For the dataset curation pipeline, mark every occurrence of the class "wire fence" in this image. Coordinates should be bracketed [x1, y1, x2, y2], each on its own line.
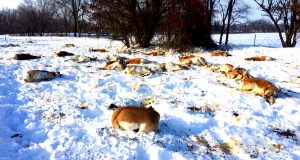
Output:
[212, 33, 289, 48]
[1, 33, 299, 48]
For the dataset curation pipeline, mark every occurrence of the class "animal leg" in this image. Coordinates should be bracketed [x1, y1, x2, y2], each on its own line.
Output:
[266, 96, 275, 105]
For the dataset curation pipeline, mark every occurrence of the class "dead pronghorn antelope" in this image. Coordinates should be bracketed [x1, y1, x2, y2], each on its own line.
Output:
[101, 55, 125, 61]
[62, 44, 75, 48]
[70, 55, 98, 63]
[238, 73, 279, 105]
[178, 55, 207, 66]
[52, 51, 75, 57]
[245, 56, 276, 61]
[222, 67, 248, 80]
[124, 65, 153, 76]
[12, 54, 41, 60]
[211, 50, 232, 57]
[126, 58, 152, 65]
[156, 62, 189, 72]
[111, 105, 160, 133]
[203, 64, 234, 73]
[204, 63, 248, 80]
[97, 60, 126, 71]
[89, 48, 108, 52]
[23, 70, 62, 82]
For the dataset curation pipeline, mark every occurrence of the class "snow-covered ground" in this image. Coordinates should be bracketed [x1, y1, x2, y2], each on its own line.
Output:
[0, 34, 300, 160]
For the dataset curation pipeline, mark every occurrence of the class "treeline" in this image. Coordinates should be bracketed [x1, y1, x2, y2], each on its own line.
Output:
[0, 0, 82, 36]
[212, 19, 278, 33]
[0, 5, 277, 36]
[0, 0, 217, 49]
[1, 0, 299, 48]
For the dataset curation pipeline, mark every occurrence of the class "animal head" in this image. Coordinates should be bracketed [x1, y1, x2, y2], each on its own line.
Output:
[124, 66, 153, 76]
[141, 96, 155, 108]
[223, 67, 248, 80]
[102, 60, 126, 70]
[108, 104, 119, 110]
[156, 63, 166, 71]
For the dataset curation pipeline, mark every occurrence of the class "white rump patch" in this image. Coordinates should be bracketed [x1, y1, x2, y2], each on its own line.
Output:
[119, 122, 140, 131]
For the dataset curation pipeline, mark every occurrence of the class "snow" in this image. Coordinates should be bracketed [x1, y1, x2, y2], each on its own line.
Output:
[0, 34, 300, 159]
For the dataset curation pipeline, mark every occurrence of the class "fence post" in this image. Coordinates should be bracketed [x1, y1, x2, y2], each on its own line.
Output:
[254, 34, 256, 47]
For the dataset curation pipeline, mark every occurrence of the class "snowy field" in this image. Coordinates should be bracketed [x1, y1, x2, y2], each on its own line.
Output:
[0, 33, 300, 159]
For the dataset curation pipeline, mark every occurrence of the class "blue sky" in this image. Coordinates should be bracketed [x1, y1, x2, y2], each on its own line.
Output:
[247, 0, 265, 20]
[0, 0, 264, 20]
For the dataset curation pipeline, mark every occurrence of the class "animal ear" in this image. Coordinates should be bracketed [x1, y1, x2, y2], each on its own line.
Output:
[147, 106, 154, 110]
[109, 104, 118, 110]
[241, 69, 248, 75]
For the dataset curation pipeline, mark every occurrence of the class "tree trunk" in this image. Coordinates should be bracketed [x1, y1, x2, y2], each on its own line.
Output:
[219, 15, 227, 45]
[71, 0, 79, 37]
[74, 18, 77, 37]
[225, 0, 234, 45]
[219, 24, 225, 45]
[291, 32, 297, 47]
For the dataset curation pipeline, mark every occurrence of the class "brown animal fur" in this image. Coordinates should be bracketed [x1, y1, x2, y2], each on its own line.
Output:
[245, 56, 275, 61]
[211, 50, 231, 57]
[89, 48, 108, 52]
[222, 67, 248, 80]
[53, 51, 74, 57]
[126, 58, 151, 65]
[238, 73, 279, 105]
[98, 60, 126, 70]
[24, 70, 61, 82]
[12, 54, 41, 60]
[224, 69, 245, 80]
[111, 106, 160, 133]
[178, 55, 207, 66]
[146, 52, 158, 56]
[71, 55, 98, 63]
[204, 64, 234, 73]
[62, 44, 75, 48]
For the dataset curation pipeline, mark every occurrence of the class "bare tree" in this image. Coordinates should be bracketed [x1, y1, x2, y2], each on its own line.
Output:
[206, 0, 218, 33]
[17, 0, 39, 35]
[53, 0, 72, 35]
[70, 0, 83, 36]
[16, 0, 55, 36]
[182, 0, 216, 48]
[35, 0, 56, 35]
[217, 0, 250, 45]
[88, 1, 106, 38]
[91, 0, 179, 48]
[158, 0, 216, 49]
[254, 0, 300, 47]
[54, 0, 86, 37]
[0, 8, 18, 34]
